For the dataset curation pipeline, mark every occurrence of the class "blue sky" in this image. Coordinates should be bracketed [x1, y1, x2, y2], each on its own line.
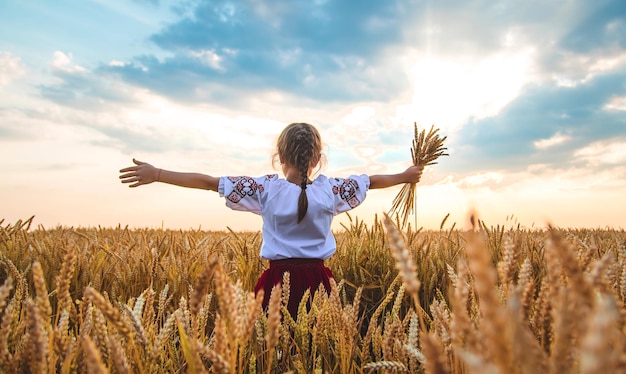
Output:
[1, 0, 625, 230]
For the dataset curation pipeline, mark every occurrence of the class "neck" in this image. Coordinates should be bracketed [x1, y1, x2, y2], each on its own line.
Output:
[282, 164, 311, 185]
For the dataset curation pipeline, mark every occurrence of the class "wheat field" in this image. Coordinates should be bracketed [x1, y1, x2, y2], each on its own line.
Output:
[0, 214, 625, 373]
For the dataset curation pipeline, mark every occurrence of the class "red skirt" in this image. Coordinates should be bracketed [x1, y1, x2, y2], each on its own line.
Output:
[254, 258, 334, 319]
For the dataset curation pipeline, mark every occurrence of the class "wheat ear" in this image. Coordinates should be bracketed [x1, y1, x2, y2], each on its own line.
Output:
[82, 336, 108, 374]
[85, 287, 134, 341]
[389, 123, 448, 228]
[0, 277, 13, 315]
[56, 245, 77, 323]
[190, 255, 218, 316]
[25, 299, 48, 373]
[580, 293, 621, 373]
[363, 360, 408, 372]
[265, 283, 282, 374]
[383, 213, 425, 332]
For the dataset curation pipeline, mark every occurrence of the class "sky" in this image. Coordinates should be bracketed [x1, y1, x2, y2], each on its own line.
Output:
[1, 0, 625, 231]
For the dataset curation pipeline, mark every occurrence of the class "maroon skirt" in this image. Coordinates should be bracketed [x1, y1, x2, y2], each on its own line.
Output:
[254, 258, 334, 319]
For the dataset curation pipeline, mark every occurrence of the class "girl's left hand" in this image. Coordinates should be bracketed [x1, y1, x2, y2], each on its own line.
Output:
[119, 158, 159, 187]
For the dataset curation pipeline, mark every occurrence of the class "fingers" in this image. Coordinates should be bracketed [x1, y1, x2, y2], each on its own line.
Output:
[119, 159, 146, 173]
[120, 159, 151, 188]
[119, 171, 138, 179]
[121, 177, 144, 188]
[120, 174, 141, 183]
[119, 166, 138, 173]
[406, 165, 424, 184]
[119, 168, 144, 187]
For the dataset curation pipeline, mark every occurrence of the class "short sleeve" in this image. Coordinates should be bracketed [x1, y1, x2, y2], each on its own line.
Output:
[329, 174, 370, 215]
[218, 174, 278, 214]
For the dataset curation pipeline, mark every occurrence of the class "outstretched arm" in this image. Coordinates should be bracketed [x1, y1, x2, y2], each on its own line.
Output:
[119, 159, 219, 191]
[369, 165, 423, 189]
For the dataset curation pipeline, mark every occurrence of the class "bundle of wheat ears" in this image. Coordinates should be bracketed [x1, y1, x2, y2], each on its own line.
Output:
[389, 123, 448, 228]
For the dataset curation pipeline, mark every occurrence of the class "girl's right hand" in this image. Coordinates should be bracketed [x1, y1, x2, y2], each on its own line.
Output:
[403, 165, 424, 184]
[119, 159, 159, 188]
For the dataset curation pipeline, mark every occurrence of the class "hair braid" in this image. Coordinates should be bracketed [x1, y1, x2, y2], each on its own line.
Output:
[296, 127, 312, 223]
[273, 123, 323, 224]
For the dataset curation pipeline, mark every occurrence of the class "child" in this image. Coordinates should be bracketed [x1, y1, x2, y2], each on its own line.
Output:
[119, 122, 423, 318]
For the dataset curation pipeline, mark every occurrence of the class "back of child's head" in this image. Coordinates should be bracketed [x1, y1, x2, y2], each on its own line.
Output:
[274, 123, 323, 223]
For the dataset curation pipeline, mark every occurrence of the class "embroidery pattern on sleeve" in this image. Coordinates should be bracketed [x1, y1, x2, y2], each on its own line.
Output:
[226, 176, 258, 203]
[332, 178, 361, 208]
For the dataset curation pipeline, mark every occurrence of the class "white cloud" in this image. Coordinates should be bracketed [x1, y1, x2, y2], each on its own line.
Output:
[302, 64, 315, 85]
[590, 52, 626, 75]
[190, 49, 224, 70]
[112, 89, 286, 157]
[354, 145, 378, 158]
[0, 51, 26, 87]
[457, 172, 505, 189]
[551, 51, 626, 87]
[575, 140, 626, 166]
[109, 60, 126, 67]
[341, 105, 376, 127]
[534, 131, 571, 149]
[52, 51, 86, 73]
[412, 163, 626, 229]
[277, 48, 302, 67]
[604, 96, 626, 111]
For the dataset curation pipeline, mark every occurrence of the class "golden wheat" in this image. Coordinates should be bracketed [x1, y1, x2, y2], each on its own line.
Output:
[0, 217, 625, 372]
[0, 277, 12, 316]
[82, 336, 107, 374]
[389, 123, 448, 228]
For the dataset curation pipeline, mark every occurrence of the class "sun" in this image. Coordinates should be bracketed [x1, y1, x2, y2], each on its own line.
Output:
[395, 51, 534, 133]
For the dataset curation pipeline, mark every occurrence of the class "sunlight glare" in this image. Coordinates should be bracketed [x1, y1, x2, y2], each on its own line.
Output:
[395, 50, 534, 133]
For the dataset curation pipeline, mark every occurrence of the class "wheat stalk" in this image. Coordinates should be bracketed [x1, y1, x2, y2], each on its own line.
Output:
[496, 237, 518, 294]
[465, 215, 513, 372]
[155, 309, 180, 359]
[106, 334, 130, 374]
[197, 342, 230, 374]
[239, 290, 263, 344]
[389, 123, 448, 228]
[507, 290, 548, 373]
[517, 258, 535, 322]
[123, 304, 147, 349]
[31, 262, 52, 329]
[2, 217, 626, 372]
[0, 300, 16, 367]
[383, 214, 420, 296]
[55, 244, 77, 323]
[265, 284, 282, 374]
[421, 333, 451, 374]
[3, 259, 25, 309]
[363, 360, 408, 372]
[0, 277, 13, 315]
[190, 255, 218, 317]
[449, 258, 475, 351]
[85, 287, 134, 341]
[25, 299, 48, 373]
[53, 309, 70, 360]
[82, 336, 108, 374]
[382, 213, 426, 335]
[579, 293, 621, 373]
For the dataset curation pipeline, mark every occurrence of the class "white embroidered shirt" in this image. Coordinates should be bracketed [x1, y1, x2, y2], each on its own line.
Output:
[218, 174, 370, 260]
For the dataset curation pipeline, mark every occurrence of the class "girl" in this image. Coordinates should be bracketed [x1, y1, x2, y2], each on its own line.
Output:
[119, 122, 423, 318]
